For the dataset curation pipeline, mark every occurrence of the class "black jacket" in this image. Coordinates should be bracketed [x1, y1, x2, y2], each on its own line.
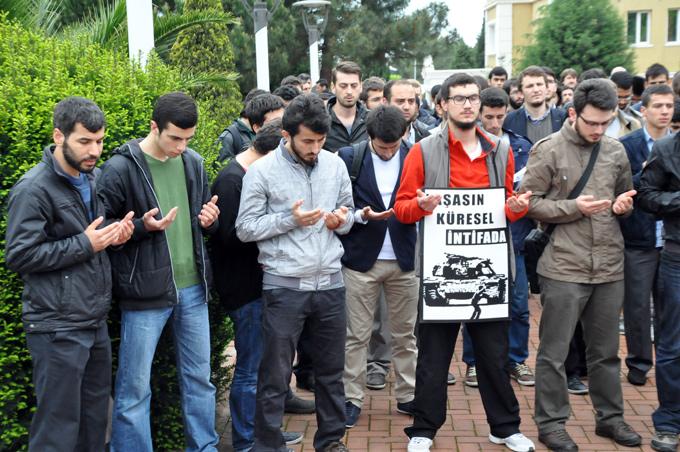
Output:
[5, 146, 112, 333]
[217, 119, 255, 162]
[619, 129, 657, 249]
[324, 96, 369, 153]
[97, 139, 216, 310]
[638, 133, 680, 245]
[502, 106, 567, 143]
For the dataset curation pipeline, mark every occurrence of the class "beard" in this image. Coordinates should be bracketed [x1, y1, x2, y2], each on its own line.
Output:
[290, 137, 318, 166]
[451, 118, 476, 130]
[509, 97, 523, 110]
[337, 96, 357, 108]
[63, 140, 98, 174]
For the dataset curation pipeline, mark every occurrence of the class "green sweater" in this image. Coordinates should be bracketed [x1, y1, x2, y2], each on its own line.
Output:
[144, 153, 200, 289]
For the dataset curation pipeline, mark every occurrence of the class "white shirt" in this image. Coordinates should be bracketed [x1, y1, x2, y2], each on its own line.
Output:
[371, 150, 400, 260]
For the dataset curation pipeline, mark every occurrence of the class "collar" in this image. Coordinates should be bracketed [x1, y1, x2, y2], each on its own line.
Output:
[279, 138, 316, 169]
[561, 120, 592, 148]
[525, 106, 551, 123]
[643, 126, 672, 144]
[446, 125, 496, 155]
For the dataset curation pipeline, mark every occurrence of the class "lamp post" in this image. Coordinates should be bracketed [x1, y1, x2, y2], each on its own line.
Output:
[241, 0, 282, 91]
[292, 1, 331, 84]
[126, 0, 155, 67]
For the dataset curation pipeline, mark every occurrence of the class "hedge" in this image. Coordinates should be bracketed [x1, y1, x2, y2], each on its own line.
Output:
[0, 16, 233, 450]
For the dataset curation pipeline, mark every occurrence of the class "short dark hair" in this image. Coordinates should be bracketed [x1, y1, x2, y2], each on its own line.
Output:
[360, 76, 385, 102]
[440, 73, 480, 99]
[474, 75, 489, 90]
[272, 85, 300, 102]
[610, 71, 634, 90]
[280, 75, 302, 88]
[673, 72, 680, 96]
[332, 61, 362, 84]
[240, 88, 268, 117]
[244, 94, 285, 128]
[646, 63, 669, 82]
[383, 79, 414, 102]
[541, 66, 556, 80]
[282, 94, 330, 138]
[316, 78, 329, 88]
[641, 84, 674, 107]
[152, 92, 198, 132]
[252, 118, 283, 155]
[53, 96, 105, 138]
[480, 87, 509, 110]
[502, 78, 520, 94]
[632, 76, 646, 96]
[577, 68, 607, 83]
[430, 84, 441, 99]
[672, 98, 680, 123]
[518, 66, 547, 90]
[488, 66, 508, 80]
[572, 78, 617, 115]
[297, 73, 311, 82]
[560, 68, 578, 82]
[366, 105, 407, 143]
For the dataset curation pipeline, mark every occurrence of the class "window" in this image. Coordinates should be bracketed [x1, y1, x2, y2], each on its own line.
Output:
[669, 9, 680, 43]
[628, 11, 651, 45]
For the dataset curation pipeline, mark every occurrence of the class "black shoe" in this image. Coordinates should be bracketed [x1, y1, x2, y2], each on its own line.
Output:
[396, 399, 415, 416]
[296, 375, 315, 392]
[566, 375, 588, 395]
[538, 429, 578, 451]
[595, 421, 642, 447]
[345, 401, 361, 428]
[447, 372, 457, 385]
[651, 430, 679, 451]
[626, 369, 647, 386]
[284, 394, 315, 414]
[322, 440, 349, 452]
[282, 430, 304, 445]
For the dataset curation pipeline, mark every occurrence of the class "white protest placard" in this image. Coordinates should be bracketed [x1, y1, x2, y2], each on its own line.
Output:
[420, 187, 510, 322]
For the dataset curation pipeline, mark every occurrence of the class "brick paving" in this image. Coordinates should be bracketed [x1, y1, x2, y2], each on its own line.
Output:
[217, 294, 660, 451]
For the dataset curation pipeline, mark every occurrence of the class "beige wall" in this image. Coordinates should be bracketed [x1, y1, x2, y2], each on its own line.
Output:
[613, 0, 680, 74]
[512, 3, 535, 73]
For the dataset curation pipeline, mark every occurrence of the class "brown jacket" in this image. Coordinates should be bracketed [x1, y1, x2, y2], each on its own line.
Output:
[519, 122, 633, 284]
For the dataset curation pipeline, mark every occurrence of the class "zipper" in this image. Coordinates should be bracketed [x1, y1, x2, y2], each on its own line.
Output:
[128, 145, 180, 304]
[306, 166, 323, 284]
[128, 248, 139, 284]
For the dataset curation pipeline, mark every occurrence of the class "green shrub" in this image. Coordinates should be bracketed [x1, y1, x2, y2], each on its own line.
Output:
[0, 16, 233, 450]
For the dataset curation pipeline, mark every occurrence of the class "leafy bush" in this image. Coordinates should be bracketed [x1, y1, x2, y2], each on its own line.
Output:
[0, 16, 233, 450]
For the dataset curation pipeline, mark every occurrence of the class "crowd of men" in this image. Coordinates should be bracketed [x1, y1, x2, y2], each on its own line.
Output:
[4, 59, 680, 452]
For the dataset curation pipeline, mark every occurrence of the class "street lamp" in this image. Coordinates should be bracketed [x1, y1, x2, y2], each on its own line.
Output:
[241, 0, 283, 91]
[292, 0, 331, 84]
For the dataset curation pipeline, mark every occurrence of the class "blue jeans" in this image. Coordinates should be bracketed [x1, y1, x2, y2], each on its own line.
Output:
[229, 299, 264, 452]
[111, 284, 218, 452]
[463, 254, 530, 366]
[652, 250, 680, 433]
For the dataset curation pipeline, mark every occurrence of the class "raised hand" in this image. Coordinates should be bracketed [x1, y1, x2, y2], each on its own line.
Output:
[143, 206, 178, 231]
[612, 189, 636, 215]
[361, 206, 394, 221]
[575, 195, 612, 216]
[506, 191, 532, 213]
[111, 211, 135, 246]
[325, 206, 349, 230]
[199, 195, 220, 228]
[292, 199, 324, 227]
[85, 216, 121, 252]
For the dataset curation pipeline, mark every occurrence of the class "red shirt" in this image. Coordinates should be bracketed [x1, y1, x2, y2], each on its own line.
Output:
[394, 127, 527, 224]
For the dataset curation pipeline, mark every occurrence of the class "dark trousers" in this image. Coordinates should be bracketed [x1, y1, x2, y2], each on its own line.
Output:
[254, 288, 346, 452]
[26, 323, 111, 452]
[652, 250, 680, 432]
[624, 247, 659, 376]
[404, 320, 521, 440]
[565, 323, 587, 378]
[367, 291, 391, 376]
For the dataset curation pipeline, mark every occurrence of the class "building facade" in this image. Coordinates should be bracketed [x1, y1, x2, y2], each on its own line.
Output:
[484, 0, 680, 75]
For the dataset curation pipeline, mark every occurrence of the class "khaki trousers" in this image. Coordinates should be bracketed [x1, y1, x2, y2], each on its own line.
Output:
[343, 260, 418, 406]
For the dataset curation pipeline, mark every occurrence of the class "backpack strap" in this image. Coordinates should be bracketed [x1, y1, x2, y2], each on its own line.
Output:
[350, 141, 369, 183]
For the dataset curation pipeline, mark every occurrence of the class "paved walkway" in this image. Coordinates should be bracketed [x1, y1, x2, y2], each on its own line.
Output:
[217, 294, 660, 451]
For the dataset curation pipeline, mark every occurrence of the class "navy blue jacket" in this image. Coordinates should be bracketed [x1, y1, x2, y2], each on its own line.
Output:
[503, 106, 567, 144]
[338, 144, 417, 272]
[619, 128, 657, 249]
[504, 128, 535, 252]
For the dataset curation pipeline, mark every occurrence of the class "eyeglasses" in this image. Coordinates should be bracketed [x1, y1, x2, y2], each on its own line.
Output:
[578, 115, 613, 128]
[447, 94, 481, 105]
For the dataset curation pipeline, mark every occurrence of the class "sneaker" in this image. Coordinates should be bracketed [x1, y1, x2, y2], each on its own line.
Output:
[447, 372, 457, 385]
[595, 421, 641, 447]
[567, 375, 588, 395]
[345, 401, 361, 428]
[627, 369, 647, 386]
[510, 362, 535, 386]
[282, 431, 304, 445]
[465, 365, 478, 387]
[407, 436, 433, 452]
[489, 432, 536, 452]
[366, 372, 386, 390]
[396, 399, 415, 415]
[322, 441, 349, 452]
[284, 393, 315, 414]
[538, 429, 578, 451]
[651, 430, 679, 452]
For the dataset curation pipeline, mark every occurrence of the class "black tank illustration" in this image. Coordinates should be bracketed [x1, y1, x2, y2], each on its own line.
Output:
[422, 253, 506, 319]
